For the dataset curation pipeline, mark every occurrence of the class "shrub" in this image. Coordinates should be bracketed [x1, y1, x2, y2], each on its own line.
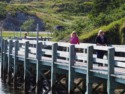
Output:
[21, 19, 35, 32]
[0, 2, 7, 19]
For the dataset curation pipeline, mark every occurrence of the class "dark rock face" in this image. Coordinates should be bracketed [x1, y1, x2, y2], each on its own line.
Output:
[0, 11, 45, 31]
[54, 25, 64, 31]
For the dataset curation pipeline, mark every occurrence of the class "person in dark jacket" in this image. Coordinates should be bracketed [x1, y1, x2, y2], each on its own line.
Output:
[95, 30, 107, 66]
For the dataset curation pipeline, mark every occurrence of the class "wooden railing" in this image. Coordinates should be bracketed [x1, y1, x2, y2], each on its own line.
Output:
[1, 39, 125, 94]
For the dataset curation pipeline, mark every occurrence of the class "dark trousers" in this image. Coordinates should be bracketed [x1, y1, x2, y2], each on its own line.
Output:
[97, 51, 105, 58]
[96, 51, 105, 66]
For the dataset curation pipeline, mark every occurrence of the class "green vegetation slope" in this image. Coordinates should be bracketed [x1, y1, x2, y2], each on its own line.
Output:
[0, 0, 125, 44]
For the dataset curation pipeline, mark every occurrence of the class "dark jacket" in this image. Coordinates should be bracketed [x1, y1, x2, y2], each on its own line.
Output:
[95, 36, 107, 45]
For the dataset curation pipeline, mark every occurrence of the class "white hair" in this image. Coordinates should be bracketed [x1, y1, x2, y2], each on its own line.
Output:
[98, 30, 103, 36]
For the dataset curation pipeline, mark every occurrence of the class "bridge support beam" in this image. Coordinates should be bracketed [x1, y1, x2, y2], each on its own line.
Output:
[13, 40, 19, 88]
[86, 46, 93, 94]
[7, 40, 12, 85]
[2, 40, 8, 83]
[24, 41, 29, 93]
[68, 45, 75, 94]
[51, 43, 58, 93]
[35, 42, 42, 94]
[1, 39, 4, 79]
[107, 48, 115, 94]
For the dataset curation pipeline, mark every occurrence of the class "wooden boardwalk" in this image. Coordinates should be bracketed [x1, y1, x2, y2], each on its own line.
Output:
[1, 39, 125, 94]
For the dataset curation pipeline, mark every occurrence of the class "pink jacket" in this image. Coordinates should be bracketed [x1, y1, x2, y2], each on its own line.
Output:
[70, 36, 79, 44]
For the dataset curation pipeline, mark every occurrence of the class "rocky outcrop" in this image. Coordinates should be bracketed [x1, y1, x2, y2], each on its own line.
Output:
[0, 11, 45, 31]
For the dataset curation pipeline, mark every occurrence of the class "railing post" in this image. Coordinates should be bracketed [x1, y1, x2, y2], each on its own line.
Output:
[107, 47, 115, 94]
[1, 39, 4, 78]
[24, 41, 29, 93]
[86, 46, 93, 94]
[35, 42, 42, 94]
[68, 44, 75, 94]
[7, 39, 12, 84]
[2, 39, 8, 82]
[51, 43, 57, 93]
[66, 47, 69, 60]
[0, 27, 2, 52]
[13, 40, 18, 88]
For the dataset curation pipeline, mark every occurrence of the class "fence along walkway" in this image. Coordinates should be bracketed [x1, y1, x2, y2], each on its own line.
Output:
[1, 39, 125, 94]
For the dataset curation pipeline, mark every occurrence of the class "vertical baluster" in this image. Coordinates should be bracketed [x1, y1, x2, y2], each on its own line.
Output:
[66, 46, 69, 60]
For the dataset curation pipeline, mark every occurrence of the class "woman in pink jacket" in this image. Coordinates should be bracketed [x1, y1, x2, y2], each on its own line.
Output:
[70, 31, 79, 63]
[70, 31, 80, 44]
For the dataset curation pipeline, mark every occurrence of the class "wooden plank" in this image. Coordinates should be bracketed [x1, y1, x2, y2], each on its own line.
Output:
[112, 45, 125, 52]
[115, 56, 125, 62]
[93, 58, 108, 64]
[58, 42, 70, 47]
[73, 66, 87, 74]
[115, 47, 125, 52]
[75, 44, 92, 48]
[93, 45, 113, 51]
[19, 39, 55, 45]
[57, 51, 69, 58]
[115, 61, 125, 68]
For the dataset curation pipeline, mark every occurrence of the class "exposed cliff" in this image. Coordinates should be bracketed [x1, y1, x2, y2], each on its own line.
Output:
[0, 11, 45, 31]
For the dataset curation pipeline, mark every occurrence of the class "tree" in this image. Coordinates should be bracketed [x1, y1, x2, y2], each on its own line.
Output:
[21, 19, 35, 33]
[0, 2, 7, 19]
[91, 0, 112, 16]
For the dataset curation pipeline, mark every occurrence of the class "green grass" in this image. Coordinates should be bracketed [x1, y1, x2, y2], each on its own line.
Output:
[1, 31, 50, 39]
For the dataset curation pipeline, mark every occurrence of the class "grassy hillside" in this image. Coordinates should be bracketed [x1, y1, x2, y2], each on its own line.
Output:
[1, 0, 125, 44]
[0, 0, 93, 39]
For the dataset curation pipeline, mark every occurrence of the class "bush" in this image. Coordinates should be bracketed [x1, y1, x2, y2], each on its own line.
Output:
[0, 2, 7, 19]
[21, 19, 35, 31]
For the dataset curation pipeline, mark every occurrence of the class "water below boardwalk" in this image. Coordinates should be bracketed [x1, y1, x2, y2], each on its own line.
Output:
[0, 59, 24, 94]
[0, 79, 24, 94]
[0, 63, 62, 94]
